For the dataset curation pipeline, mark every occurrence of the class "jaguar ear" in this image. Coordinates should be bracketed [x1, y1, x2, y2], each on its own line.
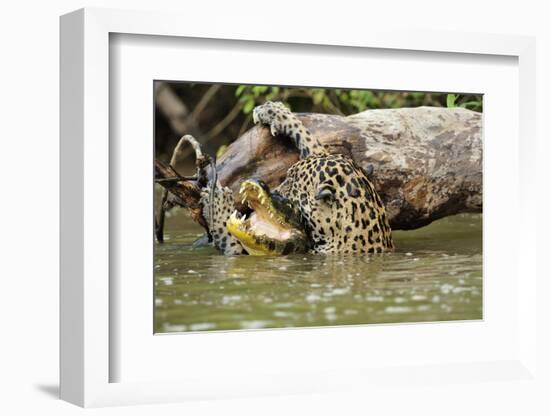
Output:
[315, 186, 335, 204]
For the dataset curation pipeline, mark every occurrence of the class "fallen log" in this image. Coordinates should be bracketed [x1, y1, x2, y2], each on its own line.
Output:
[157, 106, 482, 231]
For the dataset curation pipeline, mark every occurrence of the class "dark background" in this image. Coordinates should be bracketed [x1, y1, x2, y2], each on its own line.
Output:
[155, 81, 482, 165]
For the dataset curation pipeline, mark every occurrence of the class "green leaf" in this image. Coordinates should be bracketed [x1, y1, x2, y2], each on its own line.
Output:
[235, 85, 246, 97]
[312, 90, 325, 105]
[266, 86, 280, 101]
[252, 86, 268, 96]
[216, 144, 228, 158]
[459, 100, 482, 110]
[243, 99, 255, 114]
[446, 93, 458, 108]
[238, 92, 253, 103]
[266, 86, 280, 100]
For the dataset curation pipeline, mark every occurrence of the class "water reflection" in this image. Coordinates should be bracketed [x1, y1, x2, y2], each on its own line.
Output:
[155, 212, 482, 332]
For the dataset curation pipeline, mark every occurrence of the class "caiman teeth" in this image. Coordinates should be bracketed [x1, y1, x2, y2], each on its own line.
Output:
[240, 190, 249, 204]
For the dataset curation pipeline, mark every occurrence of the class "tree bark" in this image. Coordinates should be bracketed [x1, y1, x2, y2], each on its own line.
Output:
[157, 106, 482, 231]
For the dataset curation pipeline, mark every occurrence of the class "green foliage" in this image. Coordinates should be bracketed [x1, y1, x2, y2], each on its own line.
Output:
[156, 83, 483, 159]
[447, 93, 458, 108]
[234, 85, 482, 116]
[458, 100, 483, 111]
[236, 85, 283, 114]
[446, 93, 482, 111]
[339, 90, 381, 112]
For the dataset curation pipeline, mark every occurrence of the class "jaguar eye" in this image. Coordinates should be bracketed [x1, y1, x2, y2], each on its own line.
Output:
[315, 187, 335, 204]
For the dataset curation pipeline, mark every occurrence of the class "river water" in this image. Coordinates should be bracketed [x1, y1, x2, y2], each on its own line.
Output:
[155, 211, 482, 333]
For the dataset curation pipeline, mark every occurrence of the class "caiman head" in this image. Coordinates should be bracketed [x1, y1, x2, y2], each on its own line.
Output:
[226, 179, 309, 255]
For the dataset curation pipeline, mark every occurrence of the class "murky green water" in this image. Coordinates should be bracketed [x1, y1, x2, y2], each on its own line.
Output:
[155, 211, 482, 333]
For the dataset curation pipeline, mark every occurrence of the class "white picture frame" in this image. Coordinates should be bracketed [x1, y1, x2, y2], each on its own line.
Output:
[60, 7, 540, 408]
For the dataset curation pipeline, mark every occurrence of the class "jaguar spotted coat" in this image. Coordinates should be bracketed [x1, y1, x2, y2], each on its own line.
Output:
[202, 101, 394, 255]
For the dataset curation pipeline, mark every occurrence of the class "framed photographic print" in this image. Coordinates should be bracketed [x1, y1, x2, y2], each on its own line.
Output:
[60, 7, 541, 409]
[152, 80, 483, 334]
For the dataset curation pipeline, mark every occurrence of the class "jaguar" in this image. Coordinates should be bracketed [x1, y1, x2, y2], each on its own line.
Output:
[200, 101, 394, 255]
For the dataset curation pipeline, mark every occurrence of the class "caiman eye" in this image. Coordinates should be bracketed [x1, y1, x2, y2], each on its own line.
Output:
[257, 180, 269, 191]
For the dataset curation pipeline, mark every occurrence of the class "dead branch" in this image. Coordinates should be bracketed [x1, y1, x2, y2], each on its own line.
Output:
[155, 135, 211, 242]
[206, 101, 244, 138]
[154, 82, 199, 135]
[191, 84, 222, 121]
